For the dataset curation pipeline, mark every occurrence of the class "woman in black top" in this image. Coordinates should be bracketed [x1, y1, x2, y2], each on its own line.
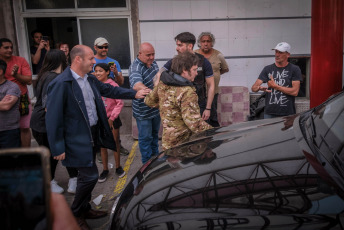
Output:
[30, 49, 78, 194]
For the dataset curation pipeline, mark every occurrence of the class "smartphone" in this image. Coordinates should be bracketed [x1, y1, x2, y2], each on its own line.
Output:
[0, 147, 52, 230]
[42, 36, 49, 41]
[108, 62, 114, 67]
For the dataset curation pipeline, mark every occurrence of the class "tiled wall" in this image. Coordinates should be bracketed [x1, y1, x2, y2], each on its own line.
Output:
[138, 0, 312, 90]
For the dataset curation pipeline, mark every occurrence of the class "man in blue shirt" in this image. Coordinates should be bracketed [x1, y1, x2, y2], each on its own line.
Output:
[93, 37, 129, 155]
[129, 43, 161, 164]
[93, 37, 124, 86]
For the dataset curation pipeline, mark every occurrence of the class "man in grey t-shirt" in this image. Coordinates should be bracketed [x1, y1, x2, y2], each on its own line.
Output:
[251, 42, 302, 118]
[0, 59, 21, 148]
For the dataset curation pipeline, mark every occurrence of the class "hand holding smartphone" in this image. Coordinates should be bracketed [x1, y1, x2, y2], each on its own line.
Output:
[0, 147, 52, 230]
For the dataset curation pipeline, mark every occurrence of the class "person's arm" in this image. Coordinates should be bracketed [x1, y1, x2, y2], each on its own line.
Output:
[133, 82, 148, 91]
[218, 53, 229, 74]
[114, 71, 124, 86]
[11, 64, 32, 85]
[203, 59, 214, 120]
[31, 42, 45, 64]
[251, 78, 270, 92]
[144, 83, 159, 108]
[111, 62, 124, 86]
[96, 76, 150, 99]
[46, 81, 66, 157]
[268, 75, 300, 96]
[109, 99, 124, 121]
[204, 76, 215, 120]
[51, 193, 79, 230]
[160, 59, 171, 73]
[128, 64, 149, 91]
[180, 88, 212, 132]
[220, 68, 229, 75]
[0, 95, 19, 111]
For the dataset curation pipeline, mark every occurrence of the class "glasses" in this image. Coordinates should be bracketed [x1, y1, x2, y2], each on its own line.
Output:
[97, 46, 108, 49]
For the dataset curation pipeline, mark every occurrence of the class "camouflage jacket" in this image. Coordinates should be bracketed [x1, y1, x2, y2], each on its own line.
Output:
[145, 71, 212, 150]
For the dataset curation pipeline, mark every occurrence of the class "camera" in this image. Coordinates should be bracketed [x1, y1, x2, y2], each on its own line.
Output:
[42, 36, 49, 42]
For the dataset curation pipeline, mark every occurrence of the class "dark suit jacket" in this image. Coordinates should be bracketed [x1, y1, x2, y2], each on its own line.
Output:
[46, 67, 136, 167]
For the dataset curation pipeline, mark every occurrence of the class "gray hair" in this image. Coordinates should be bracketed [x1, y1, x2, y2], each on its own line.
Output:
[197, 32, 216, 48]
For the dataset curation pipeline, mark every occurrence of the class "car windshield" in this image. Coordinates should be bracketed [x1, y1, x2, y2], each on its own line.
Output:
[300, 92, 344, 189]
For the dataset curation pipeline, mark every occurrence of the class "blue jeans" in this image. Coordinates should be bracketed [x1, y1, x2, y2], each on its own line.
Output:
[136, 115, 161, 164]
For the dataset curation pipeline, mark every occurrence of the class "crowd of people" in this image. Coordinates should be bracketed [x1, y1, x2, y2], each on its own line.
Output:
[0, 30, 301, 230]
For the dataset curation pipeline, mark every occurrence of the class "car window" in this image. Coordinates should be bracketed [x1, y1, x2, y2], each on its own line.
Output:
[312, 94, 344, 163]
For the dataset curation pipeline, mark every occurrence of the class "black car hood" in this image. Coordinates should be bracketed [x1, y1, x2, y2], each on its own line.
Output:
[110, 114, 344, 229]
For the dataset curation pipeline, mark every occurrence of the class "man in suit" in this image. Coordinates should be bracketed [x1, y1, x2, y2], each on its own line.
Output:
[46, 44, 150, 230]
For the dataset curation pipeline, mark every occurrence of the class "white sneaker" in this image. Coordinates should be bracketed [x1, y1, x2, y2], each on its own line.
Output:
[67, 177, 77, 194]
[51, 179, 64, 194]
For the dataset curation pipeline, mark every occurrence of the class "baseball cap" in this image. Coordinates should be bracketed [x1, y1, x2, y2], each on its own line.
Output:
[94, 37, 109, 46]
[272, 42, 291, 53]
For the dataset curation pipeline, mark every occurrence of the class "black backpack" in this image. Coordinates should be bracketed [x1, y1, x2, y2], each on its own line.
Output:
[247, 92, 266, 121]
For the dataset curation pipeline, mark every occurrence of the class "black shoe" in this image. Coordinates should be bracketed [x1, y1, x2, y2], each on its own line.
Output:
[116, 166, 126, 178]
[98, 170, 109, 183]
[120, 145, 129, 156]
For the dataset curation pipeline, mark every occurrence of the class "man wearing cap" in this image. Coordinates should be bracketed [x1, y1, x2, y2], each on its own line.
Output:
[93, 37, 124, 86]
[93, 37, 129, 155]
[251, 42, 302, 119]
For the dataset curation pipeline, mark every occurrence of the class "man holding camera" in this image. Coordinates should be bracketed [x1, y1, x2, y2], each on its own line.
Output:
[30, 30, 50, 74]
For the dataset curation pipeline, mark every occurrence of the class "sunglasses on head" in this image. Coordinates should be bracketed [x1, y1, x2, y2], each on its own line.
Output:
[97, 46, 108, 49]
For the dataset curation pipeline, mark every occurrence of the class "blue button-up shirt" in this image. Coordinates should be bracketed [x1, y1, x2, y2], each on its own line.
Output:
[71, 69, 98, 126]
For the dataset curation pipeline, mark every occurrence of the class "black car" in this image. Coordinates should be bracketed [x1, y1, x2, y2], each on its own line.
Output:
[109, 92, 344, 229]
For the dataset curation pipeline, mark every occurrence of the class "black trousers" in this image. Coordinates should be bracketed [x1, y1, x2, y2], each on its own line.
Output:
[71, 125, 100, 217]
[32, 130, 78, 179]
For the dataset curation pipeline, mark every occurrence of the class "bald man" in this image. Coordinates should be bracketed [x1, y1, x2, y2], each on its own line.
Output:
[129, 43, 161, 164]
[46, 44, 150, 230]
